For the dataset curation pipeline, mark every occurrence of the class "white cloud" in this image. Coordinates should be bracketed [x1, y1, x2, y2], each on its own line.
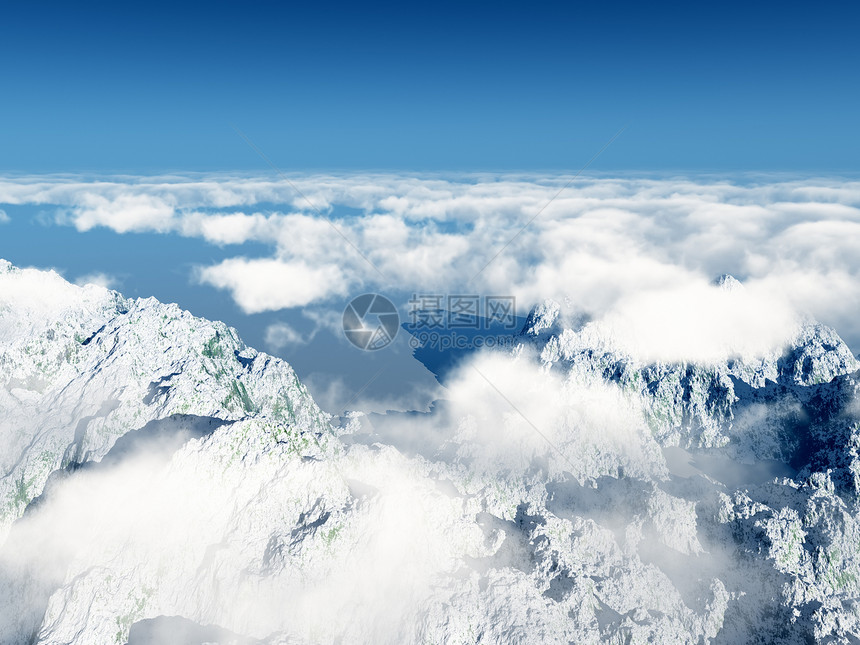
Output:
[70, 193, 177, 233]
[264, 321, 307, 351]
[197, 258, 349, 313]
[263, 309, 351, 353]
[4, 173, 860, 355]
[301, 307, 345, 337]
[0, 209, 8, 223]
[388, 350, 665, 482]
[74, 272, 119, 290]
[302, 373, 442, 416]
[593, 279, 801, 364]
[180, 211, 278, 245]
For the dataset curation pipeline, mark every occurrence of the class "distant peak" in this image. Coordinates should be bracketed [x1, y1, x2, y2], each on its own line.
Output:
[712, 274, 743, 292]
[521, 299, 561, 336]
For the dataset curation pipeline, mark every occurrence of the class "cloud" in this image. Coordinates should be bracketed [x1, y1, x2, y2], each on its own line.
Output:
[0, 413, 491, 644]
[69, 193, 177, 233]
[442, 351, 665, 481]
[264, 321, 307, 351]
[74, 272, 119, 290]
[263, 308, 348, 352]
[4, 173, 860, 355]
[197, 257, 349, 313]
[264, 307, 346, 352]
[303, 372, 443, 416]
[0, 209, 8, 223]
[0, 262, 114, 325]
[340, 349, 666, 482]
[301, 307, 345, 337]
[180, 211, 279, 245]
[590, 278, 801, 364]
[5, 178, 860, 643]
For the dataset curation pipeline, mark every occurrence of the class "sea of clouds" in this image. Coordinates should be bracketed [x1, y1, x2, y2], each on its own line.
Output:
[1, 173, 859, 360]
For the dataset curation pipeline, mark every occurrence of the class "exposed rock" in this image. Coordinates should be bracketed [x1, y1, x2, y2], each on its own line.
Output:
[3, 263, 860, 644]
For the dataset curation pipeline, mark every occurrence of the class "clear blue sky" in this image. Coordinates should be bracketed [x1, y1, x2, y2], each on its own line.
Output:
[2, 0, 858, 173]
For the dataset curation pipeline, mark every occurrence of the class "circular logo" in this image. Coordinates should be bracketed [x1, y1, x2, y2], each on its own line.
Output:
[342, 294, 400, 351]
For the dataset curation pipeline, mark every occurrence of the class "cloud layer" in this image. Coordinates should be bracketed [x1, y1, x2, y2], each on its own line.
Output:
[2, 173, 859, 359]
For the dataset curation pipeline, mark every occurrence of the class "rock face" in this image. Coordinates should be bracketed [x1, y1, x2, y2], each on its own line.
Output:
[0, 260, 326, 540]
[522, 296, 859, 459]
[3, 263, 860, 645]
[518, 292, 860, 643]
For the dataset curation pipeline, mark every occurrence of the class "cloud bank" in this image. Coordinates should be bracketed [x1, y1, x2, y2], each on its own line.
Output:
[2, 173, 860, 359]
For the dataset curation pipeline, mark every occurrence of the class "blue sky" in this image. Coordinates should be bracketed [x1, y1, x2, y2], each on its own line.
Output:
[2, 0, 859, 173]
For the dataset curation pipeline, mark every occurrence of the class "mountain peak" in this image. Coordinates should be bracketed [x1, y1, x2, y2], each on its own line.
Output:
[521, 299, 561, 336]
[712, 273, 744, 291]
[0, 266, 327, 539]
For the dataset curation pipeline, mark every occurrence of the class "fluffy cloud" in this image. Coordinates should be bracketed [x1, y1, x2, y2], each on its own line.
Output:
[0, 209, 8, 223]
[70, 193, 177, 233]
[589, 278, 802, 364]
[264, 321, 307, 351]
[74, 272, 119, 290]
[3, 173, 860, 357]
[179, 211, 274, 245]
[197, 257, 349, 313]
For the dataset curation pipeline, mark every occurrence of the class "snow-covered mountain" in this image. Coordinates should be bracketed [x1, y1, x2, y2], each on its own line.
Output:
[0, 259, 327, 539]
[3, 261, 860, 644]
[520, 294, 860, 471]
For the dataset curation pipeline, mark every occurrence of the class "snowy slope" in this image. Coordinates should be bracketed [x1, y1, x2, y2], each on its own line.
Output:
[3, 263, 860, 644]
[521, 291, 859, 458]
[0, 260, 326, 539]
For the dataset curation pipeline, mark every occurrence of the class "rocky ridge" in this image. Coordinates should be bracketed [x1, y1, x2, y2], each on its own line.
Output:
[2, 263, 860, 644]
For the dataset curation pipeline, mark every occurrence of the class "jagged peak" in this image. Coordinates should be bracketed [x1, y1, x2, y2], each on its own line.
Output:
[712, 274, 744, 292]
[521, 299, 561, 336]
[0, 262, 329, 543]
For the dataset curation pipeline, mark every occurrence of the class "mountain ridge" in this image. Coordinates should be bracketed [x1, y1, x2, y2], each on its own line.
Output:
[3, 262, 860, 644]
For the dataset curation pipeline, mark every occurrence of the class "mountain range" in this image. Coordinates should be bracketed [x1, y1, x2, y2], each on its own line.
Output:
[2, 260, 860, 644]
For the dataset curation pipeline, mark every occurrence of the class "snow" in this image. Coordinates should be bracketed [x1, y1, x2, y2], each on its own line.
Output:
[3, 262, 860, 644]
